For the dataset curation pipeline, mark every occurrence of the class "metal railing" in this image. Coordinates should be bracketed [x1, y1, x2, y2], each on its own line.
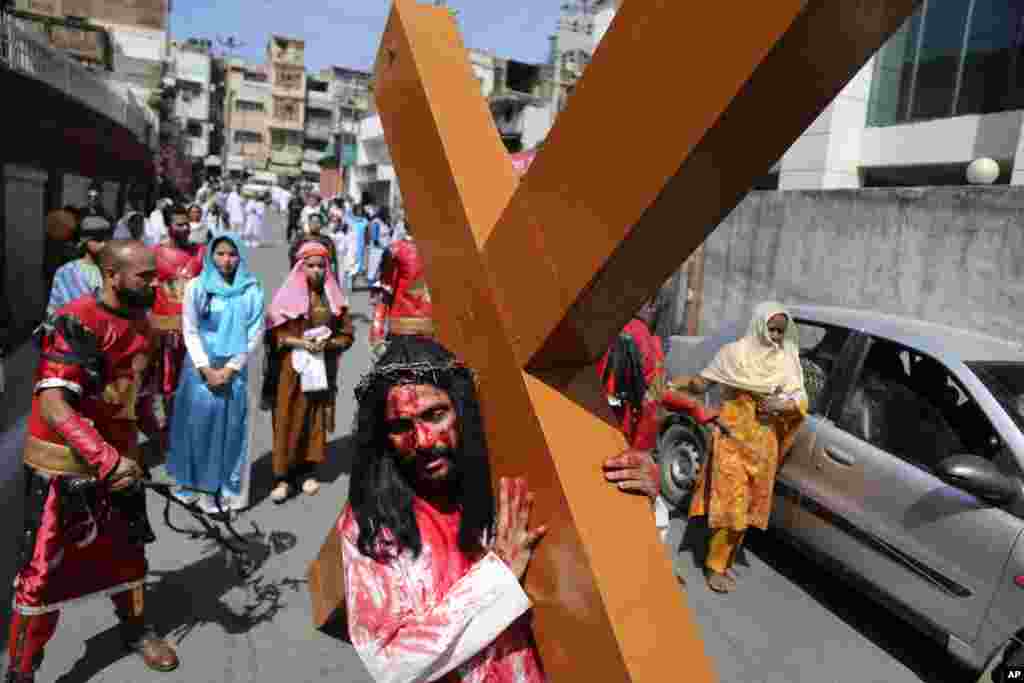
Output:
[0, 10, 152, 145]
[304, 121, 332, 140]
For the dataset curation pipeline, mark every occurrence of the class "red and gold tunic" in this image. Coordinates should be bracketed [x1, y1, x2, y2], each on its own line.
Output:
[150, 243, 204, 395]
[16, 295, 154, 615]
[596, 318, 667, 450]
[370, 238, 434, 345]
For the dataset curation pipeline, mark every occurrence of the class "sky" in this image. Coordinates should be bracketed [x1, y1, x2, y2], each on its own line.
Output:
[169, 0, 564, 73]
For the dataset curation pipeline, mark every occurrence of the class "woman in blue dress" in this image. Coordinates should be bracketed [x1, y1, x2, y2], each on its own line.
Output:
[168, 233, 265, 514]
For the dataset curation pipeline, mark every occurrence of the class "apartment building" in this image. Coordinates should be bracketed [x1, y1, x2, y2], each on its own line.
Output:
[266, 35, 306, 181]
[223, 58, 270, 176]
[304, 76, 333, 184]
[567, 0, 1024, 190]
[168, 38, 213, 178]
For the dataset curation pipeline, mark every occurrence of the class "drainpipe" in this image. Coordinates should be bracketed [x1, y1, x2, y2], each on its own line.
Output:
[684, 243, 705, 336]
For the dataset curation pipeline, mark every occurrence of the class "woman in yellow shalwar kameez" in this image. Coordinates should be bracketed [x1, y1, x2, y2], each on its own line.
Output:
[683, 302, 807, 593]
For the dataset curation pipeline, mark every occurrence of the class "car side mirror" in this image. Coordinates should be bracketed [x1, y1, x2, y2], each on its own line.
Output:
[935, 455, 1021, 504]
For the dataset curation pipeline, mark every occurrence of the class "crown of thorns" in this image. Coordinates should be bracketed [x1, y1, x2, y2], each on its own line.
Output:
[354, 358, 476, 403]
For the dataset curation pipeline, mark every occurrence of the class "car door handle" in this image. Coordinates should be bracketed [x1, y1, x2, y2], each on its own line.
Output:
[823, 447, 856, 466]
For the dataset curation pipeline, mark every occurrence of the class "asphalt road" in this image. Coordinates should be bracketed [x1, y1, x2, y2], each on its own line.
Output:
[1, 210, 986, 682]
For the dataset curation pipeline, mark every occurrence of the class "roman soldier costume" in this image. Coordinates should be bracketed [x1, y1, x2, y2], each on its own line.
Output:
[596, 314, 667, 450]
[369, 236, 434, 351]
[150, 241, 204, 402]
[9, 294, 178, 681]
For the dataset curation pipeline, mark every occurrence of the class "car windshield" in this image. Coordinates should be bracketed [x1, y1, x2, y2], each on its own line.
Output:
[967, 362, 1024, 432]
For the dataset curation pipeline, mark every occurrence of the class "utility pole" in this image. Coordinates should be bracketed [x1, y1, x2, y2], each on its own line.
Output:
[684, 243, 705, 336]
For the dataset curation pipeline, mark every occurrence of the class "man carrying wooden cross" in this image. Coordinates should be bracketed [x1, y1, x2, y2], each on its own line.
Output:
[338, 336, 548, 683]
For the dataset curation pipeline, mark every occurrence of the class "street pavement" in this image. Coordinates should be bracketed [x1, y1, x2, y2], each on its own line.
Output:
[2, 210, 985, 682]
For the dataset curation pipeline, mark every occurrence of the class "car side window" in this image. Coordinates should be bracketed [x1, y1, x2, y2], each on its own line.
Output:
[837, 339, 991, 473]
[793, 320, 850, 415]
[908, 353, 1003, 460]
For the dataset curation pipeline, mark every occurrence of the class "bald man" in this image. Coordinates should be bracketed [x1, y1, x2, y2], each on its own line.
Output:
[9, 241, 179, 681]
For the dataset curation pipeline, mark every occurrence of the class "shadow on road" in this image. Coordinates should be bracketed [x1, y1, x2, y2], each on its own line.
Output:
[248, 434, 358, 508]
[51, 527, 304, 683]
[52, 627, 132, 683]
[744, 530, 977, 683]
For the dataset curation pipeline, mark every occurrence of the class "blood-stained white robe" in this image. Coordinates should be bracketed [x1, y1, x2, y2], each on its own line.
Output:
[339, 498, 546, 683]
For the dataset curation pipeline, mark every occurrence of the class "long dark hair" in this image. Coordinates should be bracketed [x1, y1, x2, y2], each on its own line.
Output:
[349, 337, 495, 561]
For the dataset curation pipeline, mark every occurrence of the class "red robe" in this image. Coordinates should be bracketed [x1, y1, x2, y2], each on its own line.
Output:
[340, 499, 545, 683]
[370, 238, 434, 345]
[16, 295, 154, 617]
[596, 318, 666, 450]
[150, 242, 204, 395]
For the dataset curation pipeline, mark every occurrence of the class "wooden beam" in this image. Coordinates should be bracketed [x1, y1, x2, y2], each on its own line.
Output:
[372, 3, 709, 681]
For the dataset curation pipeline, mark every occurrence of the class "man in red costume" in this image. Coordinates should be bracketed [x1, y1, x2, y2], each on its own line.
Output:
[150, 205, 204, 425]
[8, 241, 179, 682]
[596, 299, 667, 451]
[369, 222, 433, 357]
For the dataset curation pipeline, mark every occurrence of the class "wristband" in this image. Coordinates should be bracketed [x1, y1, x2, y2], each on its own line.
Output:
[53, 413, 120, 480]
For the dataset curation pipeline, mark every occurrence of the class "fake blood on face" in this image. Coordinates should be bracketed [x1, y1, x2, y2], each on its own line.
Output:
[386, 384, 459, 486]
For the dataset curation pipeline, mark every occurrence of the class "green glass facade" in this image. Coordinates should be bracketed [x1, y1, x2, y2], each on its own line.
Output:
[866, 0, 1024, 126]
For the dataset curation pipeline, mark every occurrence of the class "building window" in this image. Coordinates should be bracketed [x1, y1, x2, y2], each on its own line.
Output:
[236, 100, 264, 112]
[274, 98, 301, 122]
[271, 129, 302, 149]
[867, 0, 1024, 126]
[234, 131, 263, 143]
[276, 67, 303, 91]
[187, 121, 203, 138]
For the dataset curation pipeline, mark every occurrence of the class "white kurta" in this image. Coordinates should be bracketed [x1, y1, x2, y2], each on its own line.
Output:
[300, 206, 321, 231]
[244, 200, 265, 243]
[145, 209, 166, 246]
[227, 192, 246, 229]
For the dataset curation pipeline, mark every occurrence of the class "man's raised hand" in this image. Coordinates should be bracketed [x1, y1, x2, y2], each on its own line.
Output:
[493, 477, 547, 581]
[603, 449, 660, 501]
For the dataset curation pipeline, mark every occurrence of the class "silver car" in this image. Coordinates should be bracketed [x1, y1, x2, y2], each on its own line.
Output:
[671, 305, 1024, 678]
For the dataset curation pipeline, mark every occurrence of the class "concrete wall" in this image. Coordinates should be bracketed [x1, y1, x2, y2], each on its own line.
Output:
[5, 166, 49, 331]
[665, 186, 1024, 342]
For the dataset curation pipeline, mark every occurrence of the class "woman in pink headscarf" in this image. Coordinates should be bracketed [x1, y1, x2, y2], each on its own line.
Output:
[264, 241, 355, 503]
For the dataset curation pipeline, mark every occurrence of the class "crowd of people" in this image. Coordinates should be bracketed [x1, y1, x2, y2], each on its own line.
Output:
[9, 176, 809, 682]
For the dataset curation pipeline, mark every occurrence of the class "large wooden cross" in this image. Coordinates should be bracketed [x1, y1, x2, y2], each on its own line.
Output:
[309, 1, 918, 680]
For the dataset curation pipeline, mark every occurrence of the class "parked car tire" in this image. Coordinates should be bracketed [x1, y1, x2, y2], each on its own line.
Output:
[656, 417, 707, 507]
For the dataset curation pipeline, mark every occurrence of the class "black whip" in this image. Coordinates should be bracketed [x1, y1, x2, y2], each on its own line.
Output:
[139, 479, 259, 576]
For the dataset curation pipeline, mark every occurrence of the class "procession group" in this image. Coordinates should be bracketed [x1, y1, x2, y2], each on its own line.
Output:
[8, 182, 809, 682]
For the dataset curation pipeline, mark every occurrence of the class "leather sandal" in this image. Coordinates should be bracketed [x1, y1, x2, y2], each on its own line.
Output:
[705, 570, 737, 593]
[124, 626, 179, 672]
[271, 482, 290, 504]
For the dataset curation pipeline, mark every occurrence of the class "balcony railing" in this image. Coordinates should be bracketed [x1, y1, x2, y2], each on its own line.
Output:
[0, 11, 152, 145]
[270, 148, 302, 166]
[303, 148, 325, 163]
[304, 121, 332, 140]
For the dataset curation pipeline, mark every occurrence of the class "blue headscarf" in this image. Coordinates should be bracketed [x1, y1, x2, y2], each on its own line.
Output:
[197, 233, 264, 358]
